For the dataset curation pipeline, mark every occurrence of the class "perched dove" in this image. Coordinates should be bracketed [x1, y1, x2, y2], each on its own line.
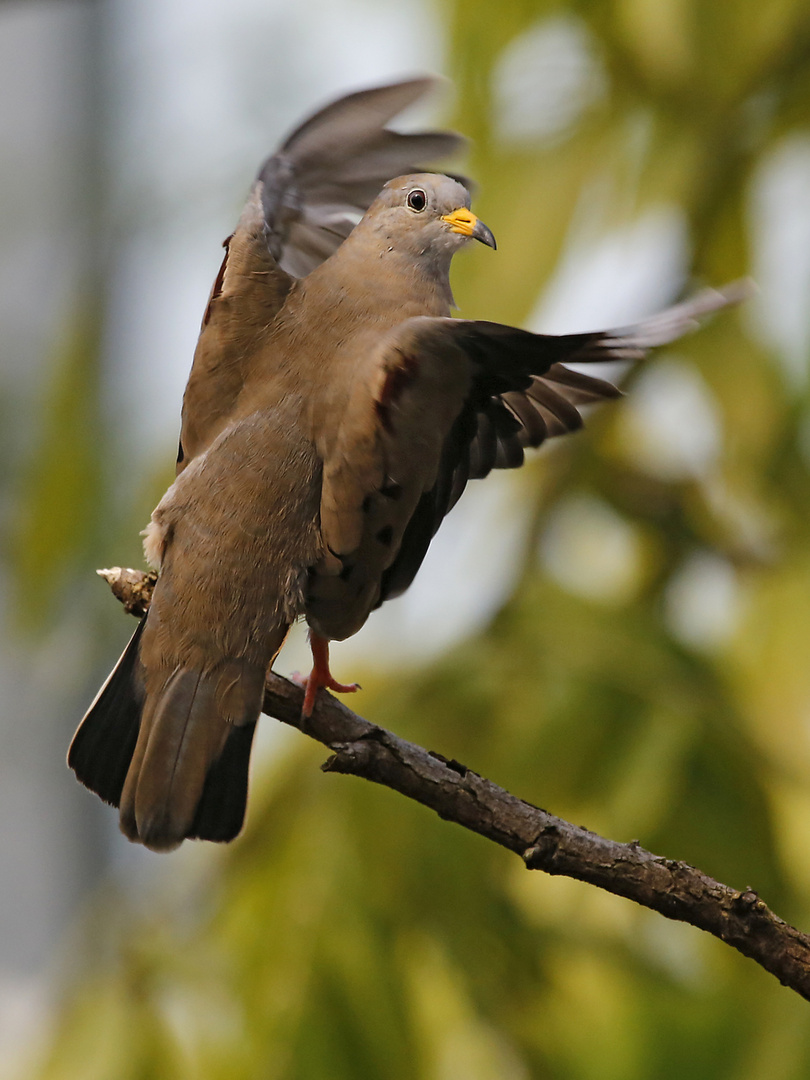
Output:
[69, 78, 740, 852]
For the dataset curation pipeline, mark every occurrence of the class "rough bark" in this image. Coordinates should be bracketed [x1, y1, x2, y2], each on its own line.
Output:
[99, 566, 810, 1001]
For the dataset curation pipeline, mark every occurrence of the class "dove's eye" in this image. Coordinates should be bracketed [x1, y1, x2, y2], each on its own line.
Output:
[406, 189, 427, 212]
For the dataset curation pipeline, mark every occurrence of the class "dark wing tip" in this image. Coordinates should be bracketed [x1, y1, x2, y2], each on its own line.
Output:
[279, 75, 445, 152]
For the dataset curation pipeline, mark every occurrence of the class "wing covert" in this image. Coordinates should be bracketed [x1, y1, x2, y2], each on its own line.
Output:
[305, 286, 743, 635]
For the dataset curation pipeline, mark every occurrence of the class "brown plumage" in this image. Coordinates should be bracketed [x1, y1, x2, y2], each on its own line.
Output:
[69, 78, 742, 851]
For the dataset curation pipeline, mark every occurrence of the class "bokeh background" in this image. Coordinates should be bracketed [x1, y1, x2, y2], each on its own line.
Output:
[3, 0, 810, 1075]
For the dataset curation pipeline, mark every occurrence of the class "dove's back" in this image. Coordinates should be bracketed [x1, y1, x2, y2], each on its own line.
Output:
[70, 410, 323, 851]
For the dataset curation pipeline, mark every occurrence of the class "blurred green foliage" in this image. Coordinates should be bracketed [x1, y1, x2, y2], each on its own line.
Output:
[23, 0, 810, 1075]
[10, 305, 105, 631]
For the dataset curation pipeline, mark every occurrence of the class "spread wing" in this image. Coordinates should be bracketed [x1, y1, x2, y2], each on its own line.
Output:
[178, 77, 465, 472]
[305, 287, 741, 640]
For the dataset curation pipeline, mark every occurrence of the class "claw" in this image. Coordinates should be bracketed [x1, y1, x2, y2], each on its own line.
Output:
[300, 632, 360, 717]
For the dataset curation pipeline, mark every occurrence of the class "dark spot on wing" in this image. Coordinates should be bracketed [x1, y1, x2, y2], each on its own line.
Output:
[376, 525, 394, 546]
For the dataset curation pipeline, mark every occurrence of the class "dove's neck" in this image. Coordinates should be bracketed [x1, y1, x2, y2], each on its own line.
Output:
[316, 225, 456, 317]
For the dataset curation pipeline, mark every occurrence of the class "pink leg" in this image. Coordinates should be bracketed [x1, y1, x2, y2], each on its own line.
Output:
[301, 632, 359, 717]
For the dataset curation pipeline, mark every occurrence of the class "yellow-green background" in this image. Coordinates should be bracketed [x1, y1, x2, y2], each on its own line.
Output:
[5, 0, 810, 1075]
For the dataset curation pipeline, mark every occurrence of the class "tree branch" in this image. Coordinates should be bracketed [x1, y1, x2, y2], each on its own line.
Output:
[100, 566, 810, 1001]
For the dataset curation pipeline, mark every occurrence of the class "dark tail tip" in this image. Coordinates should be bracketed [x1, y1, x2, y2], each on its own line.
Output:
[68, 620, 146, 808]
[188, 721, 257, 843]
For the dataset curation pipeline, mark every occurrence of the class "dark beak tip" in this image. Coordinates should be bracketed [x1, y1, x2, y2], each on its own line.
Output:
[473, 221, 497, 250]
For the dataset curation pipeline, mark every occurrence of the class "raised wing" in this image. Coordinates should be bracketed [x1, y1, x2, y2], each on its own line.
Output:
[262, 77, 466, 278]
[305, 286, 743, 640]
[178, 78, 464, 472]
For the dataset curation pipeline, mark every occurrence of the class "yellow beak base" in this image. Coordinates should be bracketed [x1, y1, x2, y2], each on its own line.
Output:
[440, 207, 496, 249]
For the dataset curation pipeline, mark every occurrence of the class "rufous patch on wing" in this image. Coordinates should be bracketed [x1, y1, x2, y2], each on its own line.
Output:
[374, 353, 420, 433]
[201, 234, 233, 327]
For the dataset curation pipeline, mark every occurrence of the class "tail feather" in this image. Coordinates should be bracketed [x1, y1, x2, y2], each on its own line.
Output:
[189, 721, 257, 842]
[69, 619, 269, 852]
[68, 620, 146, 807]
[119, 660, 266, 852]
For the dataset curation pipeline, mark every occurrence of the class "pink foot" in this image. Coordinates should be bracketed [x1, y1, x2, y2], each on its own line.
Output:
[298, 633, 360, 717]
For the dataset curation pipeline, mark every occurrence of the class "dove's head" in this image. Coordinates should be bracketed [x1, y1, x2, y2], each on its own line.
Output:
[360, 173, 496, 263]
